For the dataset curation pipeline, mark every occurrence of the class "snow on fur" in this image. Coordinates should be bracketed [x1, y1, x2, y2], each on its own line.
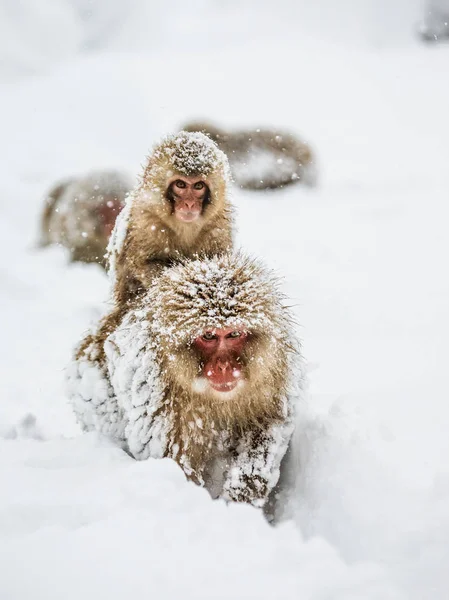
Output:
[106, 188, 135, 283]
[144, 130, 232, 185]
[105, 310, 169, 460]
[222, 406, 294, 507]
[151, 252, 293, 347]
[106, 131, 231, 284]
[66, 340, 125, 442]
[67, 253, 301, 507]
[66, 308, 168, 460]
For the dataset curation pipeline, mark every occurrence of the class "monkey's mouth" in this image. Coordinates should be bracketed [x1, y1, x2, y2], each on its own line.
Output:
[208, 380, 239, 392]
[176, 210, 201, 223]
[192, 377, 244, 396]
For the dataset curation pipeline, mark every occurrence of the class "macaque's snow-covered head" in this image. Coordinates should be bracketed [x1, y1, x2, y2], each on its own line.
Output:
[146, 253, 297, 421]
[136, 131, 231, 224]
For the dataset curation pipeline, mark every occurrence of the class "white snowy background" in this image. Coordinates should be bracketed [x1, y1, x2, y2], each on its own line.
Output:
[1, 1, 449, 598]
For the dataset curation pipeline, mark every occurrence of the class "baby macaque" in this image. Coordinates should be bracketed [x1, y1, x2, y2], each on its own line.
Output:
[108, 131, 234, 306]
[182, 120, 316, 190]
[68, 254, 301, 512]
[40, 170, 132, 268]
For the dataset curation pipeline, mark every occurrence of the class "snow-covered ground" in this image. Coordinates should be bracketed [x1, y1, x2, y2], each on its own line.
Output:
[1, 2, 449, 598]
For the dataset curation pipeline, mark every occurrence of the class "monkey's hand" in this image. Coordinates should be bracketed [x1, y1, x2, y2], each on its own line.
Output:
[222, 418, 293, 507]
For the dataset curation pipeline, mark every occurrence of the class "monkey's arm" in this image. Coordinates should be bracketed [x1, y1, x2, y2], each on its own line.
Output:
[105, 311, 169, 460]
[66, 337, 125, 441]
[113, 229, 171, 303]
[222, 416, 294, 507]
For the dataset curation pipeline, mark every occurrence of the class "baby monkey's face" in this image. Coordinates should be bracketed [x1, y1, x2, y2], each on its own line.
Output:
[168, 176, 209, 223]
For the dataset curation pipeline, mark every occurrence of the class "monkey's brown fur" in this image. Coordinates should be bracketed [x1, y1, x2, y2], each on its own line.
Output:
[40, 178, 74, 240]
[108, 131, 234, 306]
[182, 120, 316, 190]
[40, 170, 132, 268]
[71, 254, 298, 507]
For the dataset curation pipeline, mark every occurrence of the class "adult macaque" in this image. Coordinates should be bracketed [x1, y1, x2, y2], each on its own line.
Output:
[182, 120, 316, 190]
[39, 170, 132, 268]
[108, 131, 233, 306]
[68, 254, 301, 511]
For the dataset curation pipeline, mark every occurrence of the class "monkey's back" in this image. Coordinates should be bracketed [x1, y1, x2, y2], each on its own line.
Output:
[182, 121, 316, 190]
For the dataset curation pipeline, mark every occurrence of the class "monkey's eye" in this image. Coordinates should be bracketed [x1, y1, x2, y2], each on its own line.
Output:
[202, 331, 216, 341]
[193, 181, 205, 190]
[175, 180, 187, 189]
[228, 331, 242, 338]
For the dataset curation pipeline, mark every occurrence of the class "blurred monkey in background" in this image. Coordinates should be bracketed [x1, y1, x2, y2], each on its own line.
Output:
[182, 120, 316, 190]
[40, 170, 132, 268]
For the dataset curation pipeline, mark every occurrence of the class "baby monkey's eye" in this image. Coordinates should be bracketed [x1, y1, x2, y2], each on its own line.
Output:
[175, 180, 187, 189]
[228, 331, 242, 338]
[202, 331, 216, 341]
[193, 181, 205, 190]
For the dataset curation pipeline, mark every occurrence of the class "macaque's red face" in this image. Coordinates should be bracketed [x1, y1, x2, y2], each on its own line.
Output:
[169, 176, 209, 223]
[96, 197, 124, 237]
[193, 327, 248, 393]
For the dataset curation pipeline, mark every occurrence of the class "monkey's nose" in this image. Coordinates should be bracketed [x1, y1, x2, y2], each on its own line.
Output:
[184, 198, 197, 210]
[216, 358, 230, 373]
